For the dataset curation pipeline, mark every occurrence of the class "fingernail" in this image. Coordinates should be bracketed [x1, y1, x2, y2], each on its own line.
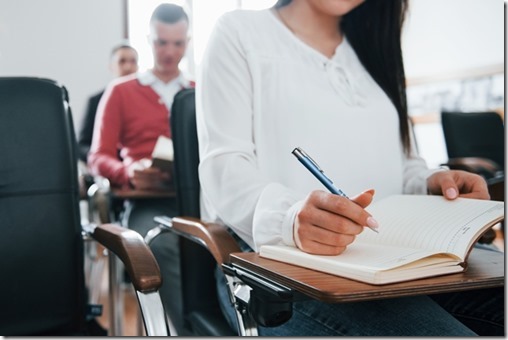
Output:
[363, 189, 375, 196]
[366, 216, 379, 230]
[446, 188, 458, 199]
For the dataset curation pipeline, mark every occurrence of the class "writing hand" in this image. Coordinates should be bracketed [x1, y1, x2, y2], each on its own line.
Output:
[293, 189, 378, 255]
[427, 170, 489, 200]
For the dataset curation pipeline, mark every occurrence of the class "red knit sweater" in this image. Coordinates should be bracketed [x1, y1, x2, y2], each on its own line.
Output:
[88, 75, 191, 188]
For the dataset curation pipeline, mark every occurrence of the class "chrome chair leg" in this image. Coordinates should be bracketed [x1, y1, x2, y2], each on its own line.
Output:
[107, 250, 124, 336]
[225, 273, 258, 336]
[88, 242, 106, 305]
[146, 218, 260, 336]
[136, 291, 170, 336]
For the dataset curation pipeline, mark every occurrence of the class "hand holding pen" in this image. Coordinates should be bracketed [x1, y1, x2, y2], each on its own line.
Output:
[290, 147, 379, 255]
[292, 147, 379, 233]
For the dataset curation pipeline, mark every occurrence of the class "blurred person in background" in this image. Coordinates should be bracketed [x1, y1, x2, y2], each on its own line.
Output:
[77, 43, 138, 163]
[88, 4, 194, 334]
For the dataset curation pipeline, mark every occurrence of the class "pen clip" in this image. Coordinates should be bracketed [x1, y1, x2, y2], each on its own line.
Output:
[293, 147, 323, 172]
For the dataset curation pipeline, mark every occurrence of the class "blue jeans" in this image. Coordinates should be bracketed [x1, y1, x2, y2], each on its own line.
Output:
[215, 243, 504, 336]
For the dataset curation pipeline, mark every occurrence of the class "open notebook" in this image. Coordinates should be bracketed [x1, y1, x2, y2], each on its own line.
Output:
[151, 135, 174, 173]
[260, 195, 504, 285]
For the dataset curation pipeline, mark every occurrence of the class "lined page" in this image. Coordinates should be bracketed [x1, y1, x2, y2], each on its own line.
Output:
[357, 195, 504, 259]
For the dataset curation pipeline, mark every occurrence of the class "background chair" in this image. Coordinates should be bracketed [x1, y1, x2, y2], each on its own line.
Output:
[441, 110, 505, 240]
[146, 88, 297, 336]
[146, 88, 238, 336]
[441, 111, 504, 179]
[0, 77, 168, 336]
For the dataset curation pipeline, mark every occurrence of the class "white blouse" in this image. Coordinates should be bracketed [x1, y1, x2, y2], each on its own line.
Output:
[196, 9, 436, 251]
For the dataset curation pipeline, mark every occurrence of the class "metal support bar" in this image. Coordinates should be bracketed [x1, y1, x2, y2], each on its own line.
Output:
[136, 291, 170, 336]
[224, 273, 258, 336]
[107, 250, 124, 336]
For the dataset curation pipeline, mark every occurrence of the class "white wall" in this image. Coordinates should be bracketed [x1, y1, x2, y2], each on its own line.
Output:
[403, 0, 505, 167]
[403, 0, 504, 80]
[0, 0, 124, 131]
[0, 0, 503, 135]
[401, 0, 504, 168]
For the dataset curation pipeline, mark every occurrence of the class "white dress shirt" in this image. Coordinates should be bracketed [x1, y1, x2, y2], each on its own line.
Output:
[197, 9, 437, 251]
[138, 70, 191, 110]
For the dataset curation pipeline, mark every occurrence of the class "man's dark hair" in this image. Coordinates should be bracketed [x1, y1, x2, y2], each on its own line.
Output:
[150, 3, 188, 25]
[110, 43, 137, 58]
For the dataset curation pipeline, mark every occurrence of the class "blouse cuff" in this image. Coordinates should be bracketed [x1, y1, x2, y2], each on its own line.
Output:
[281, 200, 305, 247]
[252, 183, 301, 251]
[407, 167, 445, 195]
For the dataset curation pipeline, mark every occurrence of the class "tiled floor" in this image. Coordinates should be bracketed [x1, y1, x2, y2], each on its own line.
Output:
[85, 248, 141, 336]
[96, 285, 140, 336]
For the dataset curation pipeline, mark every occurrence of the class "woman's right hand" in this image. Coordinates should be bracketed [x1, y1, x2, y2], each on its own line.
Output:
[293, 189, 377, 255]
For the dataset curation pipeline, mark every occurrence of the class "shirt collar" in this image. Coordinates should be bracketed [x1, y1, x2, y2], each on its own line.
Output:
[137, 69, 191, 88]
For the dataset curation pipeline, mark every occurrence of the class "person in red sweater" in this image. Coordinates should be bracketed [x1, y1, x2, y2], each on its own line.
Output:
[88, 4, 194, 333]
[77, 43, 138, 164]
[89, 6, 193, 190]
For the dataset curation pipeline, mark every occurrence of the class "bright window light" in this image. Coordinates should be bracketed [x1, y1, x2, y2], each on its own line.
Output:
[240, 0, 277, 10]
[192, 0, 237, 71]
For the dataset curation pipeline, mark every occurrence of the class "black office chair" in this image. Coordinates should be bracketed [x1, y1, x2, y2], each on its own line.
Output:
[441, 111, 504, 179]
[0, 77, 169, 336]
[146, 88, 297, 336]
[441, 110, 505, 241]
[145, 88, 238, 335]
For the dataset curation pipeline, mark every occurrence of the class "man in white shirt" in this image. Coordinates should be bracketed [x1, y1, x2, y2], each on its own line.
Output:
[88, 3, 194, 334]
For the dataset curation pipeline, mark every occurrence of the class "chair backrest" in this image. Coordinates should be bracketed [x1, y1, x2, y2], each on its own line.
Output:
[441, 111, 505, 170]
[172, 88, 201, 218]
[0, 77, 86, 335]
[170, 88, 236, 336]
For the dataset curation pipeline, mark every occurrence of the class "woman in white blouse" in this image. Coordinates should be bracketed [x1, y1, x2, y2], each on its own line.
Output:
[196, 0, 503, 336]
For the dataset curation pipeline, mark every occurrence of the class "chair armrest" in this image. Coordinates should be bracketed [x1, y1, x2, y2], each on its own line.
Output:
[442, 157, 501, 178]
[89, 223, 162, 293]
[170, 217, 242, 265]
[153, 217, 297, 332]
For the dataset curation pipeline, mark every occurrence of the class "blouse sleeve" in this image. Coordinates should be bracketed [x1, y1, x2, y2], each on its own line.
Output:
[401, 122, 442, 194]
[197, 13, 299, 251]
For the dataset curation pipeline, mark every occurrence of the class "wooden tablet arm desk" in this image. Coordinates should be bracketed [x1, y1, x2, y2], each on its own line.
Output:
[150, 216, 504, 336]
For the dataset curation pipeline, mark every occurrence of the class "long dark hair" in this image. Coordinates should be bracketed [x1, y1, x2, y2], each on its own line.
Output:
[275, 0, 411, 154]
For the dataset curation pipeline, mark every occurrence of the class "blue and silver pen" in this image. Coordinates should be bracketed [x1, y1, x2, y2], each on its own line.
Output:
[291, 147, 378, 233]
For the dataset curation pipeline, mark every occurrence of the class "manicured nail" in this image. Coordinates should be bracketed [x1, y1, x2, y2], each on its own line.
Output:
[446, 188, 458, 199]
[366, 216, 379, 230]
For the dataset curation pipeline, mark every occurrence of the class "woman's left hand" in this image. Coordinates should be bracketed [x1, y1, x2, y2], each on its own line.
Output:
[427, 170, 490, 200]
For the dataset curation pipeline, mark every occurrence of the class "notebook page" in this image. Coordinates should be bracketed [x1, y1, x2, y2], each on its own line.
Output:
[152, 135, 174, 161]
[356, 195, 504, 259]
